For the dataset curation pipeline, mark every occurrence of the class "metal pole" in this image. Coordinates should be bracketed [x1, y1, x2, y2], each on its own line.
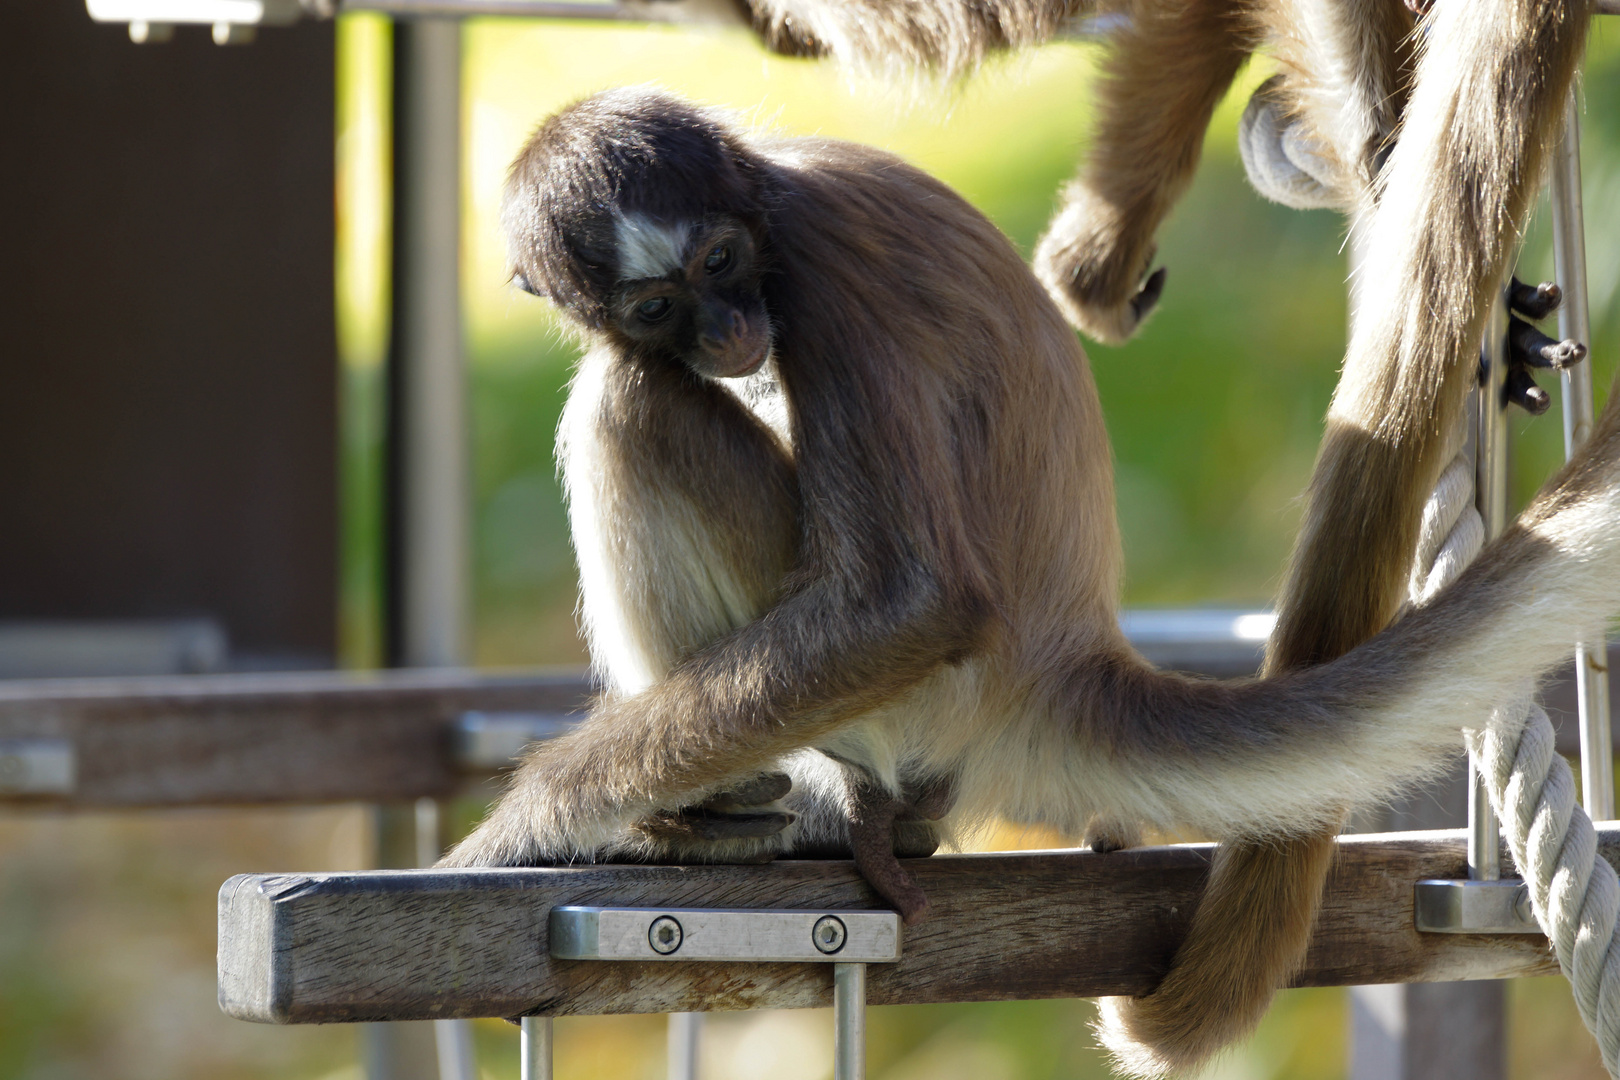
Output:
[520, 1016, 553, 1080]
[1471, 288, 1510, 882]
[667, 1013, 701, 1080]
[833, 962, 866, 1080]
[378, 17, 473, 1080]
[1549, 92, 1615, 822]
[385, 16, 467, 672]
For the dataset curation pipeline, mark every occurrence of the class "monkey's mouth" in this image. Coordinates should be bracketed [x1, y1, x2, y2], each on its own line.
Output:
[709, 337, 770, 379]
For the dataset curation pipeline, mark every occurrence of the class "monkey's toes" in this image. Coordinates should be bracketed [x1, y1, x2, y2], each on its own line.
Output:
[1510, 315, 1586, 370]
[1506, 367, 1551, 416]
[1131, 267, 1167, 324]
[1509, 277, 1562, 320]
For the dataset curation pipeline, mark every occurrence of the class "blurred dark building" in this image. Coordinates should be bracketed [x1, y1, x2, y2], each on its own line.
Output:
[0, 3, 337, 670]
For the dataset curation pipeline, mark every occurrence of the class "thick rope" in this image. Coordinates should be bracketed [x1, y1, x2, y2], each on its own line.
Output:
[1412, 450, 1620, 1073]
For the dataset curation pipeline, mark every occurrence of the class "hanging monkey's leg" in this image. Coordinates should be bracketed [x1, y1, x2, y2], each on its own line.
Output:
[1096, 0, 1595, 1073]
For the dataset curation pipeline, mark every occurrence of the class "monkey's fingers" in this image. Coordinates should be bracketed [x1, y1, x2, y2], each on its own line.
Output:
[1506, 366, 1552, 416]
[1510, 315, 1586, 370]
[638, 808, 795, 843]
[1508, 277, 1562, 321]
[1130, 267, 1168, 324]
[704, 771, 792, 811]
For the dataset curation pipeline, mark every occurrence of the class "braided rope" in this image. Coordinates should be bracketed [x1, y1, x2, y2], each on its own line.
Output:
[1412, 451, 1620, 1073]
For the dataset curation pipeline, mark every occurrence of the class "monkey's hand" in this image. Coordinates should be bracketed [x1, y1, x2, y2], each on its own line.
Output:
[625, 771, 796, 865]
[439, 736, 796, 868]
[1499, 278, 1588, 415]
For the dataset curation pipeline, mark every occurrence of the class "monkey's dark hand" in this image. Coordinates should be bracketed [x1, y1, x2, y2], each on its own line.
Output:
[1498, 278, 1587, 415]
[629, 771, 796, 864]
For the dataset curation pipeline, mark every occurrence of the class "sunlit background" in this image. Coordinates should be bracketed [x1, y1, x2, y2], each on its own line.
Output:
[5, 11, 1620, 1079]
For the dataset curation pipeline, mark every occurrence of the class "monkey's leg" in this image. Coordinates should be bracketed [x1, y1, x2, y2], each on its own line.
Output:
[1033, 0, 1251, 344]
[1097, 0, 1595, 1075]
[1245, 0, 1418, 206]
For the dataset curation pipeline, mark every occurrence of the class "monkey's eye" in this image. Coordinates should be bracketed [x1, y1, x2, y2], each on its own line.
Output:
[703, 245, 733, 275]
[511, 270, 540, 297]
[636, 296, 673, 322]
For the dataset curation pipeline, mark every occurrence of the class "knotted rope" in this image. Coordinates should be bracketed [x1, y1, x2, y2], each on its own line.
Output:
[1412, 451, 1620, 1074]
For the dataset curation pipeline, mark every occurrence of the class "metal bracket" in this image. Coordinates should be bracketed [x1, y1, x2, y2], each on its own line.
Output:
[451, 710, 577, 770]
[550, 906, 899, 1080]
[0, 739, 76, 797]
[550, 906, 901, 963]
[1414, 878, 1540, 934]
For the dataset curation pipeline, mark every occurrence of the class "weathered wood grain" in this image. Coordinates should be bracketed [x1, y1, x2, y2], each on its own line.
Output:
[219, 827, 1613, 1024]
[4, 638, 1611, 808]
[0, 668, 589, 806]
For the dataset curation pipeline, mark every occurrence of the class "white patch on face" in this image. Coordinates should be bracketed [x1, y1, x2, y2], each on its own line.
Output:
[614, 213, 690, 281]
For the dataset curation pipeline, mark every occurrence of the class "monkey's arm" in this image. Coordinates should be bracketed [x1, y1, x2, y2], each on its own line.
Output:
[445, 344, 989, 870]
[442, 569, 986, 867]
[1033, 0, 1251, 343]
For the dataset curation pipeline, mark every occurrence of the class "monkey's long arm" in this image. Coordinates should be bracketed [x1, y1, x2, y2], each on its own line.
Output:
[1034, 0, 1251, 343]
[1094, 0, 1597, 1073]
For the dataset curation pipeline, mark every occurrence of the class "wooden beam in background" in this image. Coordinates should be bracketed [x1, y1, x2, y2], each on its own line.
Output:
[0, 669, 589, 806]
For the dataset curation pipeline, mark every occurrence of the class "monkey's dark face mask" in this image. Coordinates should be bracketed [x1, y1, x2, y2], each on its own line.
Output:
[605, 218, 773, 381]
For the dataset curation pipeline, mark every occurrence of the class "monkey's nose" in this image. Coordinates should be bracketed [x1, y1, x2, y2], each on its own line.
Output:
[700, 310, 747, 353]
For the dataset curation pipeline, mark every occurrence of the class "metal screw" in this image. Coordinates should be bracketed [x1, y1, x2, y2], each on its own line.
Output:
[648, 916, 683, 955]
[812, 915, 847, 955]
[1515, 882, 1535, 926]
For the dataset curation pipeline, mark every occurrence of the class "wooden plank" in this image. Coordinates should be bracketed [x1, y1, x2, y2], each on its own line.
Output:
[218, 827, 1593, 1024]
[0, 669, 589, 806]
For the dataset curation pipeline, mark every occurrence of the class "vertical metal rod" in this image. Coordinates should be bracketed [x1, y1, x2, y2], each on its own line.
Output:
[1549, 92, 1615, 821]
[833, 962, 866, 1080]
[520, 1016, 553, 1080]
[385, 16, 467, 671]
[1471, 287, 1511, 881]
[667, 1013, 701, 1080]
[382, 19, 473, 1080]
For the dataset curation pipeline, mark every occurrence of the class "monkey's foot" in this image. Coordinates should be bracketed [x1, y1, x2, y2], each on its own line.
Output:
[1033, 199, 1166, 345]
[1498, 278, 1587, 415]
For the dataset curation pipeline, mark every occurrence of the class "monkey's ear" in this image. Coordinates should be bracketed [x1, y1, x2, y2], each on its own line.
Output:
[510, 269, 542, 297]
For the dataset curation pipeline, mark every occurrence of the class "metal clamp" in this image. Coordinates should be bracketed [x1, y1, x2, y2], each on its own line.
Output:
[1413, 878, 1540, 934]
[547, 906, 901, 1080]
[550, 906, 900, 963]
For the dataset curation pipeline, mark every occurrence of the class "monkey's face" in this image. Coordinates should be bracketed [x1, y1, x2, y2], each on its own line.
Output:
[604, 213, 772, 381]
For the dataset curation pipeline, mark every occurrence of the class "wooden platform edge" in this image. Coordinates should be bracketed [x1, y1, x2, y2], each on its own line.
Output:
[218, 826, 1613, 1024]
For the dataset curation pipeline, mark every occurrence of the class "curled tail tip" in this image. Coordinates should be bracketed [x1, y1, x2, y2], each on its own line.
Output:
[1095, 996, 1217, 1079]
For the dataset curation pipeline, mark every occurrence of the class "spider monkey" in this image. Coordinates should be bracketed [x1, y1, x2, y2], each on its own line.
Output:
[721, 0, 1598, 1071]
[449, 0, 1599, 1063]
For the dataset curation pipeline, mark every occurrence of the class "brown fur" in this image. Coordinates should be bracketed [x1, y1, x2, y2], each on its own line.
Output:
[1102, 0, 1595, 1072]
[447, 43, 1605, 1074]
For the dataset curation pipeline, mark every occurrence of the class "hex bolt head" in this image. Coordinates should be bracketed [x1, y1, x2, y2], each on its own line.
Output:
[648, 916, 683, 955]
[1515, 882, 1535, 926]
[812, 915, 847, 955]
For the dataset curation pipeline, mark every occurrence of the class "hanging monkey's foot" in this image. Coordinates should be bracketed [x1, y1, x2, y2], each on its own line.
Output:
[1033, 190, 1167, 345]
[1499, 278, 1587, 415]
